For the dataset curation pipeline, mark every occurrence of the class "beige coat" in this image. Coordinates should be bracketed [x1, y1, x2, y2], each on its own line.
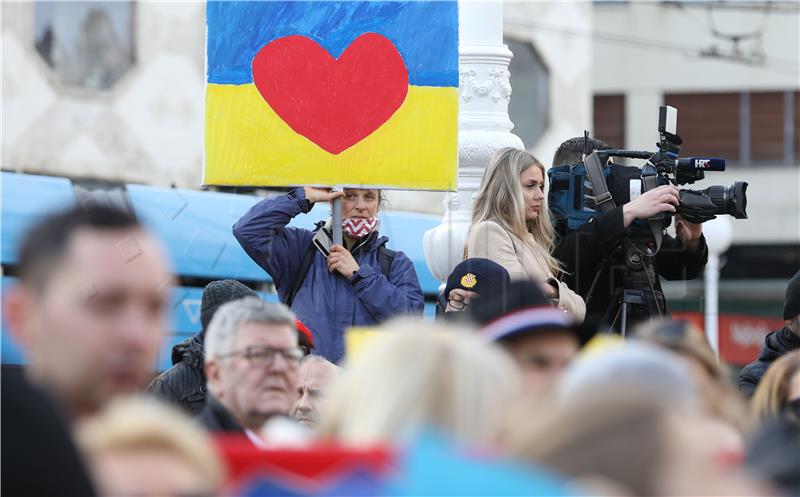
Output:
[466, 220, 586, 321]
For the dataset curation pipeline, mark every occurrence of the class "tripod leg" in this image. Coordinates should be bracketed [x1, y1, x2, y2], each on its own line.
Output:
[620, 302, 628, 338]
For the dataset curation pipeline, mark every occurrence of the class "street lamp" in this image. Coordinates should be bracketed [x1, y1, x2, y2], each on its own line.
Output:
[702, 216, 733, 358]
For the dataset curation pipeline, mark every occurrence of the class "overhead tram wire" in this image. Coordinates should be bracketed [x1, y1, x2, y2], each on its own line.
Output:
[503, 18, 800, 78]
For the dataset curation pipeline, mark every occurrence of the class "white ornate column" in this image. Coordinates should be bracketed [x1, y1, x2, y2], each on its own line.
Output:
[423, 1, 524, 288]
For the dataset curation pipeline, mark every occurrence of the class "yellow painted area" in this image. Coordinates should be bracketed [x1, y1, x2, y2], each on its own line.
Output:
[204, 83, 458, 190]
[344, 327, 384, 363]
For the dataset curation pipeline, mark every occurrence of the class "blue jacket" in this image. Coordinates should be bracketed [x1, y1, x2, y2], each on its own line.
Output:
[233, 188, 424, 362]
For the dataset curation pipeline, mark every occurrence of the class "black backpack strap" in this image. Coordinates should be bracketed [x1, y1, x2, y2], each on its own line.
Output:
[377, 246, 396, 279]
[284, 240, 319, 308]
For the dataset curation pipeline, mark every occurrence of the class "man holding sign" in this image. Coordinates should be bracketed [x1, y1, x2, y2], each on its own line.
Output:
[234, 187, 424, 363]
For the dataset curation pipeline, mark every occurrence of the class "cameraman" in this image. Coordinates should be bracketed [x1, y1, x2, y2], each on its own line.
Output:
[551, 137, 708, 330]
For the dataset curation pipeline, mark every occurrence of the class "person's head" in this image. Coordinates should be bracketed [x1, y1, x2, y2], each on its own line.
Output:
[4, 205, 172, 417]
[292, 355, 340, 427]
[443, 258, 511, 313]
[634, 319, 750, 432]
[199, 279, 258, 338]
[76, 397, 224, 497]
[751, 350, 800, 424]
[745, 419, 800, 497]
[558, 341, 699, 413]
[317, 321, 520, 446]
[634, 319, 723, 384]
[204, 297, 301, 431]
[469, 280, 593, 399]
[783, 270, 800, 332]
[551, 136, 612, 167]
[472, 148, 560, 276]
[341, 188, 382, 220]
[503, 391, 762, 497]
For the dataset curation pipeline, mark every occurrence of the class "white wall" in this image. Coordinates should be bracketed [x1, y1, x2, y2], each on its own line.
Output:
[2, 1, 205, 188]
[593, 2, 800, 93]
[503, 1, 594, 166]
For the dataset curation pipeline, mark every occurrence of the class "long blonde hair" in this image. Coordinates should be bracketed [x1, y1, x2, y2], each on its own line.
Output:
[751, 350, 800, 422]
[471, 147, 561, 276]
[317, 320, 521, 446]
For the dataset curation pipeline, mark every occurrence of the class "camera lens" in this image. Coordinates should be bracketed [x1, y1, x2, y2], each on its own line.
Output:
[702, 182, 748, 219]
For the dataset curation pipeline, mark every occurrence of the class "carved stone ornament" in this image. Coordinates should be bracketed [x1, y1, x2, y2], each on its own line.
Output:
[458, 66, 512, 104]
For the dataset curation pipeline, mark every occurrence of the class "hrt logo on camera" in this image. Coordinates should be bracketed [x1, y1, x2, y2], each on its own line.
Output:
[694, 159, 711, 169]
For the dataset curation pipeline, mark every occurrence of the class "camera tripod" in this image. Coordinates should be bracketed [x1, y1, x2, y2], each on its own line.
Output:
[594, 246, 666, 337]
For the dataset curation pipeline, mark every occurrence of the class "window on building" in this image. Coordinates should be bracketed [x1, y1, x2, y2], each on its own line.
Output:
[664, 91, 798, 166]
[751, 92, 787, 162]
[794, 91, 800, 161]
[34, 1, 135, 90]
[664, 93, 741, 160]
[593, 95, 625, 148]
[506, 38, 550, 149]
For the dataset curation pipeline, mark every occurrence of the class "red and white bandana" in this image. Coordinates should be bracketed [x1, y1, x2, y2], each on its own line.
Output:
[342, 217, 380, 239]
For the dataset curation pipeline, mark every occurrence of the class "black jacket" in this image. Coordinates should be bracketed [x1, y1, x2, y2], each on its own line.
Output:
[1, 368, 97, 497]
[196, 395, 246, 434]
[147, 336, 207, 415]
[554, 206, 708, 331]
[738, 326, 800, 399]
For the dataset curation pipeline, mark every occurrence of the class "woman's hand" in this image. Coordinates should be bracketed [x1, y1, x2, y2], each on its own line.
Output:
[327, 245, 360, 279]
[304, 187, 344, 204]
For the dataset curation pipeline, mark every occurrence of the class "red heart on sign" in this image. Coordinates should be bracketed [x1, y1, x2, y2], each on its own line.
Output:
[252, 33, 409, 155]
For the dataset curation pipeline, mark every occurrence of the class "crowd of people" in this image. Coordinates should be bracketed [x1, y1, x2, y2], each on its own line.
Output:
[2, 143, 799, 496]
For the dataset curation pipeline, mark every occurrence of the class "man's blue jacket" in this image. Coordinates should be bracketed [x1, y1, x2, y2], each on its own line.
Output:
[233, 188, 424, 362]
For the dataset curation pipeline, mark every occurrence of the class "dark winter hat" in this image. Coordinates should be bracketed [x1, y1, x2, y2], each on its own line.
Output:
[469, 280, 595, 346]
[444, 258, 511, 301]
[200, 280, 258, 331]
[784, 270, 800, 320]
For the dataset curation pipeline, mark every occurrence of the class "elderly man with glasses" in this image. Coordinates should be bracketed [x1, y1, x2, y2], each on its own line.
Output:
[198, 297, 303, 442]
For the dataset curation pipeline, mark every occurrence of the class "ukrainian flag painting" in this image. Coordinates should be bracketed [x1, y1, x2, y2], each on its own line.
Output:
[204, 1, 459, 191]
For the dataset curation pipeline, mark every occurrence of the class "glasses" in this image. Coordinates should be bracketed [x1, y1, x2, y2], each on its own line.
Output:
[218, 346, 303, 367]
[447, 296, 470, 310]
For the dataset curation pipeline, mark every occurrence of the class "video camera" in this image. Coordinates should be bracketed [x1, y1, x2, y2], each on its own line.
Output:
[548, 105, 750, 334]
[549, 105, 748, 239]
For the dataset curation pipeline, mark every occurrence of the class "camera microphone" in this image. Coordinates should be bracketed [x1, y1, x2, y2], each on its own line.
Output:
[676, 157, 726, 171]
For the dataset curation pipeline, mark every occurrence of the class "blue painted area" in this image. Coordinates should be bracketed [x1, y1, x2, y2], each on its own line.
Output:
[169, 286, 279, 336]
[423, 302, 437, 319]
[1, 277, 26, 365]
[127, 184, 270, 282]
[206, 1, 458, 87]
[169, 286, 205, 335]
[376, 209, 441, 295]
[388, 431, 575, 496]
[157, 333, 193, 372]
[1, 173, 76, 264]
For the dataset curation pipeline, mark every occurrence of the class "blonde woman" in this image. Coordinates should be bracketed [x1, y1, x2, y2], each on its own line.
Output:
[751, 350, 800, 423]
[467, 148, 585, 320]
[317, 320, 521, 447]
[76, 397, 225, 497]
